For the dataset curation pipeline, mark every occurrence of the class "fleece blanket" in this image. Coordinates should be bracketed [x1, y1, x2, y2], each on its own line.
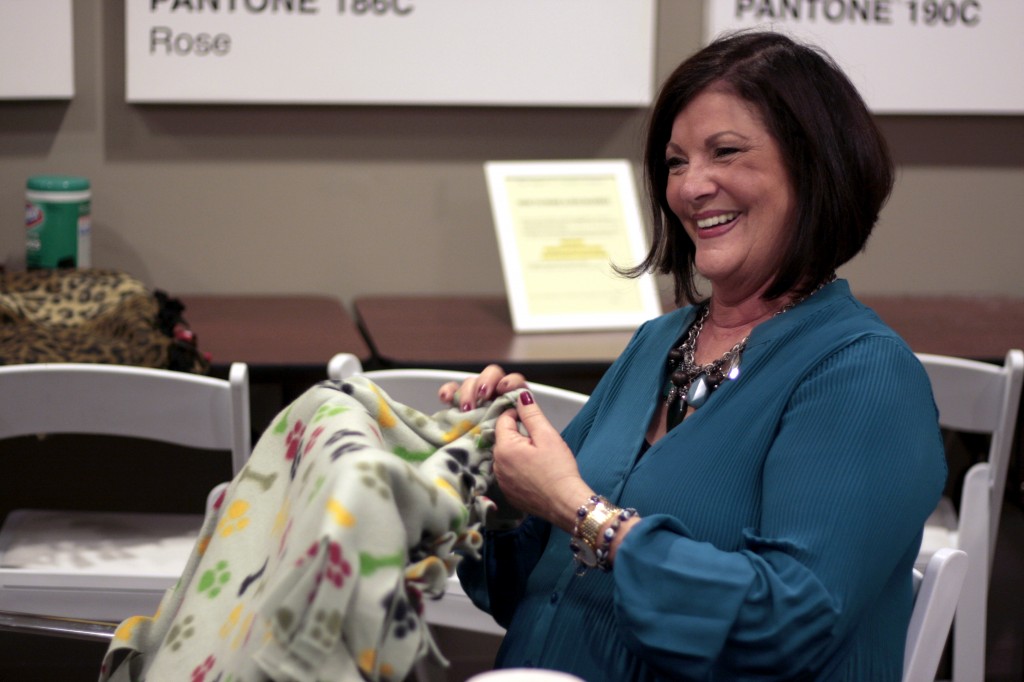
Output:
[100, 376, 515, 682]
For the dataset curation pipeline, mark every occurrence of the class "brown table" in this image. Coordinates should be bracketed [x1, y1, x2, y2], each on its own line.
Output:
[860, 295, 1024, 362]
[355, 293, 1024, 372]
[181, 294, 370, 370]
[353, 295, 637, 393]
[182, 294, 372, 431]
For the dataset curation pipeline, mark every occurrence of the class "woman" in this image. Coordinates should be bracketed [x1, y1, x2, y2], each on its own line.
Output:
[441, 32, 946, 681]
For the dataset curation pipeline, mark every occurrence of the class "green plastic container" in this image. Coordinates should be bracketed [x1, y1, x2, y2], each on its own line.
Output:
[25, 175, 92, 269]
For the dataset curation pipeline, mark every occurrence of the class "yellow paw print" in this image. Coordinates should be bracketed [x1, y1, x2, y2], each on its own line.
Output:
[358, 649, 395, 679]
[217, 499, 251, 537]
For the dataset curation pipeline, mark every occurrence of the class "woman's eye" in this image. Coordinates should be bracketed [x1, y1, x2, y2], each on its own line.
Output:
[715, 147, 741, 158]
[665, 156, 686, 171]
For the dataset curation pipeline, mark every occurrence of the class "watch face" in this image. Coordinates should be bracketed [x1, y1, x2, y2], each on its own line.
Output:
[570, 538, 599, 567]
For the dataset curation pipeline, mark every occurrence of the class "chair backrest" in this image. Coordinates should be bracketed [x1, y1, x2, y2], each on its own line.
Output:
[328, 353, 589, 432]
[903, 547, 969, 682]
[916, 349, 1024, 563]
[0, 362, 252, 474]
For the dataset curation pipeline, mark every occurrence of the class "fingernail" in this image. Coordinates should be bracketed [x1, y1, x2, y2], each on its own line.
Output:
[496, 380, 507, 392]
[477, 384, 489, 398]
[461, 402, 472, 412]
[520, 391, 534, 406]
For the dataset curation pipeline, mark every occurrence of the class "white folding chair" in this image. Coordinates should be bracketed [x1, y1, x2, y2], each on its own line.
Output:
[328, 353, 588, 433]
[915, 350, 1024, 682]
[0, 481, 230, 643]
[0, 363, 251, 624]
[904, 548, 969, 682]
[328, 353, 589, 638]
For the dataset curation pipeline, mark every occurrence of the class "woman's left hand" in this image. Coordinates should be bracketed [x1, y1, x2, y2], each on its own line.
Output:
[493, 391, 593, 533]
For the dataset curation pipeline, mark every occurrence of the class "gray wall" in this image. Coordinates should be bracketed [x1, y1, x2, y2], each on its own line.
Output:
[2, 3, 1022, 306]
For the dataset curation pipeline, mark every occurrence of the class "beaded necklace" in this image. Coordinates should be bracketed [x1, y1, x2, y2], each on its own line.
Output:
[663, 275, 835, 430]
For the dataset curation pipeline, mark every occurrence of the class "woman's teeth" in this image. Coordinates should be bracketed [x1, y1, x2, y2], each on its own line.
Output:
[697, 212, 739, 229]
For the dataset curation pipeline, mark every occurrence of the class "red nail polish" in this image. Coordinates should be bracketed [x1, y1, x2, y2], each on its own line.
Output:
[478, 385, 489, 398]
[520, 391, 534, 406]
[461, 402, 472, 412]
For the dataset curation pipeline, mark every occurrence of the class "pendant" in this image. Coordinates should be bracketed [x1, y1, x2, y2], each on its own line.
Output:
[666, 394, 687, 430]
[686, 373, 711, 408]
[725, 354, 741, 381]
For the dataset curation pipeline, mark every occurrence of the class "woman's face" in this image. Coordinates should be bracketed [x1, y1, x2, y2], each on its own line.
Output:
[665, 86, 796, 299]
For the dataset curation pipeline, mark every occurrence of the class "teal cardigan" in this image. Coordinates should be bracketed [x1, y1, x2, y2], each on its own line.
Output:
[459, 279, 947, 681]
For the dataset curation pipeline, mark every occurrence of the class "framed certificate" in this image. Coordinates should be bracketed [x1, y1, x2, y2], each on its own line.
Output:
[485, 160, 663, 333]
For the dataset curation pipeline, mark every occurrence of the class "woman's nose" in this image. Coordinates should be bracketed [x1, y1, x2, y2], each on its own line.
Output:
[677, 164, 716, 203]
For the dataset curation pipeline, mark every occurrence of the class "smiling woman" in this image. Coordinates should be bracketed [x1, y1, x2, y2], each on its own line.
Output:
[449, 30, 945, 682]
[663, 87, 798, 301]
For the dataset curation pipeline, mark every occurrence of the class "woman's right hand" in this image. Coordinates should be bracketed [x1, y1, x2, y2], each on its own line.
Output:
[438, 364, 529, 412]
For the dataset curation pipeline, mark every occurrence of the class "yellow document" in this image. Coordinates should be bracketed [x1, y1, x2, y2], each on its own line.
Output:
[486, 160, 661, 332]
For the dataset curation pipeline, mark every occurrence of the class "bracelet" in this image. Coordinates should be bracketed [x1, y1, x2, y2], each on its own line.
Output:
[569, 495, 638, 574]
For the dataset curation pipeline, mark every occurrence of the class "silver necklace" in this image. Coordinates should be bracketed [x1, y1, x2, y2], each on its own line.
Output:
[664, 275, 835, 430]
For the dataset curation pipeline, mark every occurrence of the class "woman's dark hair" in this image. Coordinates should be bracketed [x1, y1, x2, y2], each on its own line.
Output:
[631, 31, 894, 305]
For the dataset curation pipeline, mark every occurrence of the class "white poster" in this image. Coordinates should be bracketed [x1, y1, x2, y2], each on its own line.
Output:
[705, 0, 1024, 114]
[125, 1, 655, 106]
[0, 0, 74, 99]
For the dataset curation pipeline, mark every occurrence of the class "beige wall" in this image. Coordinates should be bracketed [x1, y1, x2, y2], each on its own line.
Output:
[1, 3, 1022, 308]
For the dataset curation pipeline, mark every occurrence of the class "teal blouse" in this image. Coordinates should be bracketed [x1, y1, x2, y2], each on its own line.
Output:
[458, 279, 947, 681]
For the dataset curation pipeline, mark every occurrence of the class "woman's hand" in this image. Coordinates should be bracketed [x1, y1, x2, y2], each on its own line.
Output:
[493, 392, 593, 533]
[438, 364, 528, 412]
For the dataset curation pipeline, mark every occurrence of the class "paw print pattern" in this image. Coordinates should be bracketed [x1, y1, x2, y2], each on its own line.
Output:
[381, 587, 419, 640]
[198, 560, 231, 599]
[309, 608, 343, 649]
[167, 614, 196, 652]
[303, 425, 326, 456]
[292, 425, 326, 479]
[191, 655, 216, 682]
[295, 541, 321, 569]
[275, 607, 296, 631]
[356, 461, 391, 500]
[219, 602, 256, 652]
[285, 420, 306, 462]
[444, 447, 484, 495]
[324, 541, 353, 588]
[217, 500, 251, 537]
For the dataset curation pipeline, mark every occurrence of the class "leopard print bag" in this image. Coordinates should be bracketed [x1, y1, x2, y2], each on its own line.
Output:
[0, 268, 208, 373]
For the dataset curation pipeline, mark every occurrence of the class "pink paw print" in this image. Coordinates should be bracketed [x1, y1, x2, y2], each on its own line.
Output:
[285, 421, 306, 461]
[325, 541, 353, 588]
[191, 655, 216, 682]
[295, 541, 319, 568]
[303, 425, 326, 455]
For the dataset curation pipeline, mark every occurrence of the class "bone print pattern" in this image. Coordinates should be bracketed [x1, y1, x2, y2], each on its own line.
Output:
[101, 377, 519, 682]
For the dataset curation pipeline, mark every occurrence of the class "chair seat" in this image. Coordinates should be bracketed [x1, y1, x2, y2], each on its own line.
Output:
[423, 576, 506, 637]
[917, 496, 959, 571]
[0, 509, 202, 621]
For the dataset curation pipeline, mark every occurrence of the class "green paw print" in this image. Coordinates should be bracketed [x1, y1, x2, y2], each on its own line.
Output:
[276, 607, 295, 631]
[356, 461, 391, 500]
[198, 560, 231, 599]
[167, 614, 196, 651]
[309, 608, 343, 648]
